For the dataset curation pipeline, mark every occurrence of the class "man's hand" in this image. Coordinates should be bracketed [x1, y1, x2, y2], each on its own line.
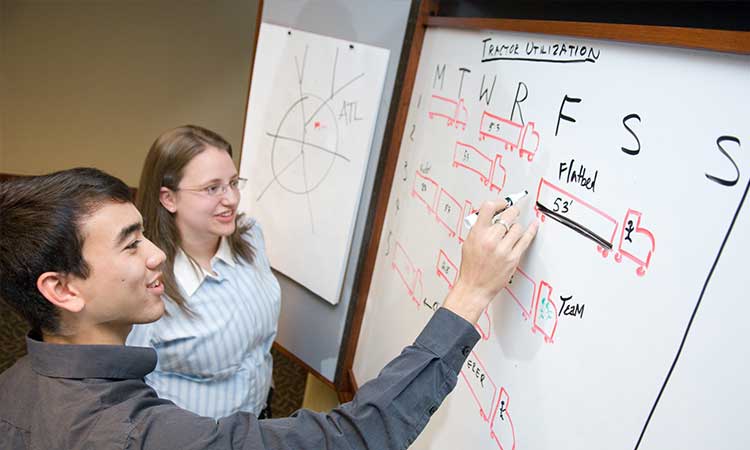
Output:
[442, 200, 539, 324]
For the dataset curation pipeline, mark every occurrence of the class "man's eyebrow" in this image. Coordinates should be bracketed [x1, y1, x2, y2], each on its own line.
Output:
[115, 222, 143, 247]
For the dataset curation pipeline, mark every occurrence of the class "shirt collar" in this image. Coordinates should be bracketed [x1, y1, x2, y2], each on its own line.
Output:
[26, 331, 157, 380]
[173, 237, 236, 297]
[214, 236, 236, 267]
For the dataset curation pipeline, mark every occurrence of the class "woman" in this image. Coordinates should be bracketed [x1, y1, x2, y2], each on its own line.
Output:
[127, 125, 280, 419]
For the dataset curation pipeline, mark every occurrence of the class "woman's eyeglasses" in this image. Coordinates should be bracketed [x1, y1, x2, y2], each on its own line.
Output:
[177, 178, 247, 197]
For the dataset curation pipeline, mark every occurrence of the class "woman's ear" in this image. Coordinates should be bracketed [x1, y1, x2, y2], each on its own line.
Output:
[159, 187, 178, 213]
[37, 272, 85, 313]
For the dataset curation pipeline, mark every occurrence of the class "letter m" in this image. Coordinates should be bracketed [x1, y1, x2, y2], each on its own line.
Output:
[433, 64, 446, 90]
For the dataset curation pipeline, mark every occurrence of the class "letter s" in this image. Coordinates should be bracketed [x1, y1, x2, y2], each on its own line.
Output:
[621, 113, 641, 156]
[706, 136, 740, 187]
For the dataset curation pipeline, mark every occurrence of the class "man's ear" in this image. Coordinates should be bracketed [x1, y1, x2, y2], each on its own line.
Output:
[37, 272, 85, 313]
[159, 187, 177, 213]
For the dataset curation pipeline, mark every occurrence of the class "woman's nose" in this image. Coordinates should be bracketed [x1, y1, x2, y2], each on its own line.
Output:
[220, 186, 240, 205]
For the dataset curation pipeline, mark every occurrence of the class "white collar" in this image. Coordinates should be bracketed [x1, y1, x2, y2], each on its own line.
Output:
[173, 237, 236, 297]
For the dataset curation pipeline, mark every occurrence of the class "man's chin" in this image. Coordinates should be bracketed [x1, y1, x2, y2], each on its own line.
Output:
[136, 300, 166, 324]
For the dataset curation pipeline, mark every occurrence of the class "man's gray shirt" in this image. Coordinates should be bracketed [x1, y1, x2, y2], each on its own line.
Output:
[0, 308, 479, 449]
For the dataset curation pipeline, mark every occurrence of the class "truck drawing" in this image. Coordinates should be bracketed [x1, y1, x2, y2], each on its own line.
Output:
[490, 388, 516, 450]
[479, 110, 540, 162]
[391, 242, 422, 307]
[428, 94, 468, 130]
[476, 308, 492, 340]
[452, 141, 507, 193]
[532, 281, 557, 343]
[535, 178, 656, 276]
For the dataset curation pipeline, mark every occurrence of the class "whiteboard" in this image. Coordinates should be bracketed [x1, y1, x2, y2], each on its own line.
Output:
[353, 28, 749, 449]
[239, 23, 389, 304]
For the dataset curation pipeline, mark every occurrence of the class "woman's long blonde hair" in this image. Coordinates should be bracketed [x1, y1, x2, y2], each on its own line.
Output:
[137, 125, 255, 312]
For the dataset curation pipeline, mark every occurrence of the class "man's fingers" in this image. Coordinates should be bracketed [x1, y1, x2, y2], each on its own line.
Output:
[510, 220, 540, 259]
[497, 205, 520, 223]
[500, 221, 524, 248]
[491, 206, 519, 233]
[476, 201, 503, 229]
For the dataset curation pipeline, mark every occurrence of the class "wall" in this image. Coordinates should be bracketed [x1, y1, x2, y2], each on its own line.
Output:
[260, 0, 411, 382]
[1, 0, 260, 186]
[1, 0, 8, 171]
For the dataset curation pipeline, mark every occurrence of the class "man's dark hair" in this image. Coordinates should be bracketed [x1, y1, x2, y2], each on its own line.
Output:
[0, 168, 133, 333]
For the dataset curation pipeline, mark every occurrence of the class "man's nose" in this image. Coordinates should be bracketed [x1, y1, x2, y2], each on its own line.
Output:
[145, 240, 166, 269]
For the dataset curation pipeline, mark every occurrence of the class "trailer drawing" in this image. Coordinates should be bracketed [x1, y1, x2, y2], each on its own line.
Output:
[436, 188, 462, 238]
[535, 177, 619, 255]
[460, 351, 498, 422]
[505, 267, 537, 320]
[411, 171, 439, 213]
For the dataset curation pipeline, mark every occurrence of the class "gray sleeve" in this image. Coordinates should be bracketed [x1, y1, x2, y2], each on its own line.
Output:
[127, 308, 479, 450]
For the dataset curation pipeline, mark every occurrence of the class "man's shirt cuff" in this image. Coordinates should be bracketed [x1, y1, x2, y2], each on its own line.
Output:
[414, 307, 480, 373]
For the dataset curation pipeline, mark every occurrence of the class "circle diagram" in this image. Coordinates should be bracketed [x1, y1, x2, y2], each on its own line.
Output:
[269, 93, 341, 195]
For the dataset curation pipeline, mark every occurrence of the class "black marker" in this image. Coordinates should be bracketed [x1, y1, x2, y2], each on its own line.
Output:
[463, 190, 529, 230]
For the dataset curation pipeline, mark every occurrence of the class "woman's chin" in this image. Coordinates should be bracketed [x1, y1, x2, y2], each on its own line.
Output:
[212, 220, 236, 236]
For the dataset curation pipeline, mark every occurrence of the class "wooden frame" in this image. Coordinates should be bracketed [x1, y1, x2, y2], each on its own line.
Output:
[337, 0, 749, 398]
[427, 17, 750, 54]
[335, 0, 439, 401]
[0, 173, 28, 182]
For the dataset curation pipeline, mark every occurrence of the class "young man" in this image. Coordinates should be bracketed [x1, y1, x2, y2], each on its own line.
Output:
[0, 168, 538, 450]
